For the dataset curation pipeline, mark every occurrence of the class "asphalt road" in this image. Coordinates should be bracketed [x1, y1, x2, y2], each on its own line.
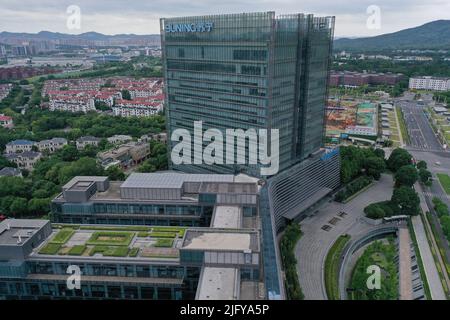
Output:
[398, 101, 443, 151]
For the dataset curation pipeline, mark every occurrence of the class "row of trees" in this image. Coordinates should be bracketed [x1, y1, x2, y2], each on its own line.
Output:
[432, 197, 450, 242]
[280, 223, 304, 300]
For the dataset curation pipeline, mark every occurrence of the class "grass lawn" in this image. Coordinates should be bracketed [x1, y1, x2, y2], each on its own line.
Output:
[68, 245, 87, 256]
[437, 173, 450, 195]
[89, 245, 129, 257]
[49, 228, 75, 244]
[149, 232, 177, 238]
[128, 247, 140, 257]
[152, 227, 187, 237]
[350, 240, 398, 300]
[396, 106, 410, 144]
[154, 238, 174, 248]
[39, 243, 61, 255]
[324, 235, 351, 300]
[87, 231, 134, 246]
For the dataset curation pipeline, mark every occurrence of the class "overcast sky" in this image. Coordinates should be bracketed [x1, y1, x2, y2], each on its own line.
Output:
[0, 0, 448, 37]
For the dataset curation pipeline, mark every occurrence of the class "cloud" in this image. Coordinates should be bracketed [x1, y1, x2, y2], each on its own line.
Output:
[0, 0, 447, 37]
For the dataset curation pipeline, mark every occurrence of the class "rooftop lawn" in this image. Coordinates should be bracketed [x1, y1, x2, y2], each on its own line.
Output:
[86, 231, 134, 246]
[49, 228, 75, 244]
[39, 243, 61, 255]
[154, 238, 174, 248]
[68, 245, 87, 256]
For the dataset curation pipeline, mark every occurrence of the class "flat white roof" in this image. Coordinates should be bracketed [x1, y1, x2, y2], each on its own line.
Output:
[121, 172, 235, 189]
[196, 267, 239, 300]
[212, 206, 241, 229]
[183, 231, 252, 251]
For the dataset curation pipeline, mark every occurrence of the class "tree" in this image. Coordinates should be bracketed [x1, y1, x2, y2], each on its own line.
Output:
[28, 198, 50, 216]
[10, 197, 28, 217]
[419, 168, 432, 185]
[364, 203, 386, 219]
[373, 148, 385, 159]
[0, 155, 17, 169]
[416, 160, 427, 170]
[387, 148, 412, 172]
[59, 144, 79, 162]
[383, 140, 394, 147]
[364, 156, 386, 180]
[121, 89, 131, 100]
[106, 165, 125, 181]
[394, 165, 418, 187]
[391, 186, 420, 216]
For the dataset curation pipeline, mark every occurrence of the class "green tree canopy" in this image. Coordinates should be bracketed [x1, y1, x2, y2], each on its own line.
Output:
[391, 186, 420, 216]
[387, 148, 412, 172]
[394, 165, 418, 187]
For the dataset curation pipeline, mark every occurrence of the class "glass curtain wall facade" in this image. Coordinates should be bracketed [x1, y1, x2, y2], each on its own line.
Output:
[160, 12, 335, 177]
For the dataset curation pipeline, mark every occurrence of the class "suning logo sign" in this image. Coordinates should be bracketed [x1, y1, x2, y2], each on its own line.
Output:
[165, 22, 214, 33]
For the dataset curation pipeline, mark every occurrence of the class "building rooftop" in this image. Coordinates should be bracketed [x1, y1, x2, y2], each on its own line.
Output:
[196, 267, 239, 300]
[30, 224, 185, 262]
[0, 219, 48, 246]
[182, 229, 258, 252]
[211, 206, 241, 229]
[121, 172, 235, 189]
[62, 176, 109, 191]
[76, 136, 101, 142]
[0, 167, 21, 177]
[6, 139, 34, 146]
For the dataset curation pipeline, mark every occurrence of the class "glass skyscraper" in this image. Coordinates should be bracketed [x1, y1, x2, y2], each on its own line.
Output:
[160, 12, 335, 177]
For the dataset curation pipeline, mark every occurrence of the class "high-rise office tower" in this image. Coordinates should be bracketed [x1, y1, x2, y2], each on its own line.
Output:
[161, 12, 340, 232]
[161, 11, 335, 177]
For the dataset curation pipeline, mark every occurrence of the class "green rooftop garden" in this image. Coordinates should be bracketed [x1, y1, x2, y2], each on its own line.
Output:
[49, 228, 75, 244]
[86, 231, 134, 246]
[39, 243, 62, 255]
[68, 245, 87, 256]
[37, 225, 182, 258]
[154, 238, 174, 248]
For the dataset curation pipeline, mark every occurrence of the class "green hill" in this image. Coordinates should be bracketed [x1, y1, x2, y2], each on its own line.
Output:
[334, 20, 450, 51]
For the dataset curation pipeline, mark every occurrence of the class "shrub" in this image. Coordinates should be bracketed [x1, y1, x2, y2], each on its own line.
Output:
[149, 232, 177, 238]
[128, 247, 139, 257]
[335, 176, 373, 203]
[39, 243, 61, 255]
[87, 231, 134, 246]
[68, 245, 87, 256]
[49, 228, 75, 244]
[364, 203, 386, 219]
[137, 232, 149, 237]
[154, 238, 174, 247]
[280, 224, 304, 300]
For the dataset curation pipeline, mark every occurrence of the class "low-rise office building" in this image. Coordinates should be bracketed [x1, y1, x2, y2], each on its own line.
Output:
[0, 173, 268, 300]
[409, 76, 450, 91]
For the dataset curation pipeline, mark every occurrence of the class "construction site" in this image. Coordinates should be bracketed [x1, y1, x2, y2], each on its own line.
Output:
[326, 98, 379, 144]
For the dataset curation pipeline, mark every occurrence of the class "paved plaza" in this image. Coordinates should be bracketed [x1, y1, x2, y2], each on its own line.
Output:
[296, 174, 394, 300]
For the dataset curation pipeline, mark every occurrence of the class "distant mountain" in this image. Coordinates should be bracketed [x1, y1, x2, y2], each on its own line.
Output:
[0, 31, 160, 45]
[334, 20, 450, 51]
